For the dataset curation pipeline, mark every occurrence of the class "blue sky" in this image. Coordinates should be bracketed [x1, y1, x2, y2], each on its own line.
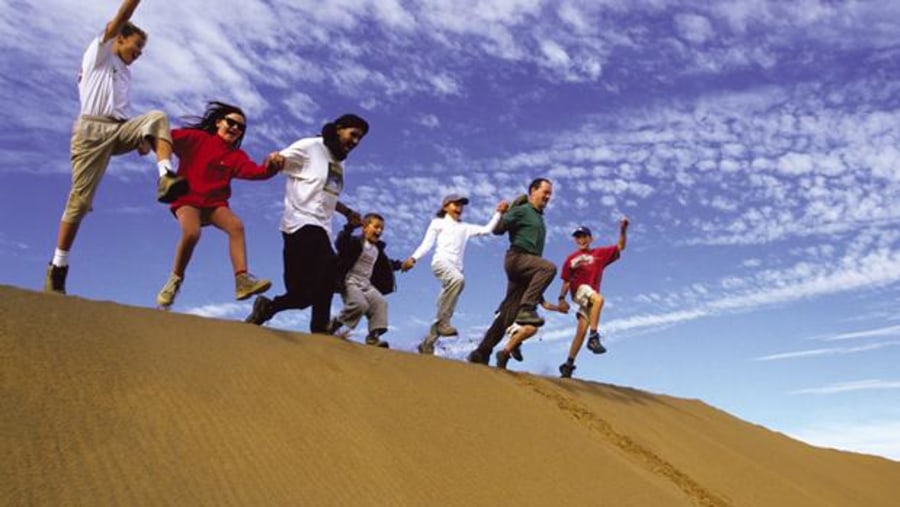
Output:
[2, 0, 899, 461]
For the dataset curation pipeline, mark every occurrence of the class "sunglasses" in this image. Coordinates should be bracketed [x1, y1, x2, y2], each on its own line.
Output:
[223, 117, 246, 131]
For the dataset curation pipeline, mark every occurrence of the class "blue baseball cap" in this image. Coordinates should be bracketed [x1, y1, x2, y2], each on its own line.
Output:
[572, 226, 592, 237]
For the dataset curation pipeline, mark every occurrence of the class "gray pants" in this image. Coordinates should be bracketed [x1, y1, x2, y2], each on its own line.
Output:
[432, 259, 465, 326]
[338, 281, 388, 334]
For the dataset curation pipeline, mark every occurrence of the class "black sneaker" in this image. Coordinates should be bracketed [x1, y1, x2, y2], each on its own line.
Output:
[510, 344, 524, 362]
[586, 333, 607, 354]
[157, 172, 189, 203]
[244, 295, 273, 325]
[44, 263, 68, 294]
[514, 308, 544, 327]
[467, 350, 488, 365]
[559, 363, 576, 378]
[365, 335, 390, 348]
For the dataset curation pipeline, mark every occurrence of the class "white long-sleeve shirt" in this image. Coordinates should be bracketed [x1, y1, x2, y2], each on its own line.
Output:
[410, 212, 502, 271]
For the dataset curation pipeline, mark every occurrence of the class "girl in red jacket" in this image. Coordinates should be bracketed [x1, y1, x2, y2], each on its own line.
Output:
[156, 101, 284, 309]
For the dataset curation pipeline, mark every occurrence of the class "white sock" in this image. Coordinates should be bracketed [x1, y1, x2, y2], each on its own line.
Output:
[52, 248, 69, 267]
[157, 159, 173, 177]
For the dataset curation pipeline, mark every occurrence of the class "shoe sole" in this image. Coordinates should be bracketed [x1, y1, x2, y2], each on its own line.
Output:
[236, 280, 272, 301]
[157, 179, 189, 204]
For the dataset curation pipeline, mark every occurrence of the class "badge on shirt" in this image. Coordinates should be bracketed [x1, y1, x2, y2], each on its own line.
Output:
[324, 161, 343, 196]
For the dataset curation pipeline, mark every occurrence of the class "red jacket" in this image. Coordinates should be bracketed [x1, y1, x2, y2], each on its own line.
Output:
[170, 129, 277, 210]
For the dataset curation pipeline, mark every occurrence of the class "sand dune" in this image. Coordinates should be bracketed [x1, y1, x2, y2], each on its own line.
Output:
[2, 284, 898, 506]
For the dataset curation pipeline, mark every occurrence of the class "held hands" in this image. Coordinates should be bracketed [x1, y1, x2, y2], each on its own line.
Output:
[264, 152, 286, 172]
[620, 216, 629, 230]
[400, 257, 416, 272]
[557, 299, 570, 314]
[496, 200, 510, 213]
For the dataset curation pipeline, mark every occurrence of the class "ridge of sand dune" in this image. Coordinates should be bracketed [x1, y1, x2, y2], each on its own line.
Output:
[2, 285, 899, 506]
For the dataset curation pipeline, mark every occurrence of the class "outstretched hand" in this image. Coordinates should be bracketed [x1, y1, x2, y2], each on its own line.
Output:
[400, 257, 416, 272]
[265, 152, 286, 172]
[557, 300, 570, 314]
[620, 216, 629, 230]
[497, 200, 510, 213]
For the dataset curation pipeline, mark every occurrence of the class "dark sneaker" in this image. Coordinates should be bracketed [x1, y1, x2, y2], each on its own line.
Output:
[587, 333, 607, 354]
[244, 295, 273, 325]
[435, 322, 459, 337]
[235, 272, 271, 301]
[514, 308, 544, 327]
[510, 344, 524, 362]
[44, 263, 68, 294]
[365, 335, 390, 348]
[559, 363, 576, 378]
[495, 350, 511, 370]
[157, 172, 189, 203]
[467, 350, 488, 365]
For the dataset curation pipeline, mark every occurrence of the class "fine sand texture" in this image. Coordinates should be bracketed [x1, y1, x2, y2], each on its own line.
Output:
[2, 285, 899, 506]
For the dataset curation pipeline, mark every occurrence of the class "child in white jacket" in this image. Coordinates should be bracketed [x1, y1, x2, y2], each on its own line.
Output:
[403, 194, 508, 354]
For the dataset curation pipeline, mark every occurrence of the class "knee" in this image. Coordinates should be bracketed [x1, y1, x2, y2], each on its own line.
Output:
[593, 293, 605, 308]
[449, 274, 465, 289]
[144, 110, 172, 144]
[180, 225, 202, 245]
[227, 218, 245, 237]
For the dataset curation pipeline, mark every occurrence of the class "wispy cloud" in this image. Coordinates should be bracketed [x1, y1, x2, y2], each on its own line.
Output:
[790, 379, 900, 395]
[756, 341, 900, 361]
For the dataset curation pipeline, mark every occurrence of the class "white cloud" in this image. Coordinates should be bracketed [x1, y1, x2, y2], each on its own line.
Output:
[788, 420, 900, 461]
[789, 379, 900, 395]
[755, 341, 900, 361]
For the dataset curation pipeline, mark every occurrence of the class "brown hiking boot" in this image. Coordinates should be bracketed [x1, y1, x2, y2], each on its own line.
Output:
[44, 263, 68, 294]
[434, 322, 459, 337]
[235, 272, 271, 301]
[157, 172, 189, 203]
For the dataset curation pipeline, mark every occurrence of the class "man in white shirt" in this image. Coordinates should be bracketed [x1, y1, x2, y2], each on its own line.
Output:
[45, 0, 187, 295]
[403, 195, 508, 353]
[245, 114, 368, 334]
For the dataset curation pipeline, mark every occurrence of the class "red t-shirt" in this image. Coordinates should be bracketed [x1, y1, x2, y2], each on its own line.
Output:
[561, 245, 620, 297]
[170, 129, 277, 210]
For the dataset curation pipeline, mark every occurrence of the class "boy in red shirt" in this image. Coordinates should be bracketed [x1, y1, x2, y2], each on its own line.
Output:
[556, 218, 628, 378]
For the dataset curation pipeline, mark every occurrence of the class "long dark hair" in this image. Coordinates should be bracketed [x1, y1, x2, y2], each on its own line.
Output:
[182, 101, 247, 148]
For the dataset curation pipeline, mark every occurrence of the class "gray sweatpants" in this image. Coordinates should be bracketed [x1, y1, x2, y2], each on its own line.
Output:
[338, 281, 388, 334]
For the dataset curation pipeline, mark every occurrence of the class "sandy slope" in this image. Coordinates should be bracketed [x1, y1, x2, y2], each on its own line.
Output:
[2, 285, 898, 506]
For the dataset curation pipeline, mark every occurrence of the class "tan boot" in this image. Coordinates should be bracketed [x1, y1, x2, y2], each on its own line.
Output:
[235, 272, 271, 301]
[156, 273, 183, 308]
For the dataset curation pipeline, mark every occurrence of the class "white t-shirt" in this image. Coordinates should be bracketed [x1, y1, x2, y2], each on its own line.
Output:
[411, 212, 502, 271]
[347, 240, 378, 288]
[279, 137, 344, 238]
[78, 34, 130, 119]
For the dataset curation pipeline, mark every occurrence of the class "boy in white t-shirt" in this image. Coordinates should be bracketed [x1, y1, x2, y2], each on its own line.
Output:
[45, 0, 187, 295]
[403, 194, 509, 354]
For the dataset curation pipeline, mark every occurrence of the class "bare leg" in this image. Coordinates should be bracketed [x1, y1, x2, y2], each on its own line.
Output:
[209, 207, 246, 274]
[588, 293, 605, 333]
[56, 221, 80, 251]
[503, 324, 538, 353]
[567, 316, 590, 360]
[172, 206, 202, 277]
[151, 137, 173, 162]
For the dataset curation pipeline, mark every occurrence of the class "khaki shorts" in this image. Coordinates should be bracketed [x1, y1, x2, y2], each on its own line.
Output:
[62, 110, 171, 223]
[573, 284, 598, 320]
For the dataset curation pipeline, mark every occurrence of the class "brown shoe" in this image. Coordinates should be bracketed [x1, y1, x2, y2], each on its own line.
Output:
[157, 173, 189, 203]
[44, 263, 68, 294]
[235, 272, 271, 301]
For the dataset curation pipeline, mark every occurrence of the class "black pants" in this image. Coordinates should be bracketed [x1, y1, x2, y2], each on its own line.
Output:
[269, 225, 336, 333]
[473, 250, 556, 357]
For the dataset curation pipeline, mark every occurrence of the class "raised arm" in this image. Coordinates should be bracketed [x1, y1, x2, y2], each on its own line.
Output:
[103, 0, 141, 43]
[617, 217, 629, 252]
[336, 201, 362, 227]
